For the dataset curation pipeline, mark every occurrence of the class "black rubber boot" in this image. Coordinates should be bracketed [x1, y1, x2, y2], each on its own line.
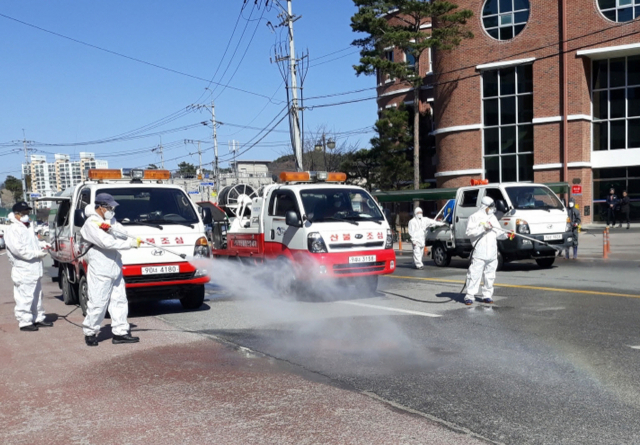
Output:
[85, 335, 98, 347]
[112, 334, 140, 344]
[20, 324, 39, 332]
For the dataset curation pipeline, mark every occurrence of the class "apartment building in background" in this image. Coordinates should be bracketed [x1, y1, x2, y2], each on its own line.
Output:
[379, 1, 640, 223]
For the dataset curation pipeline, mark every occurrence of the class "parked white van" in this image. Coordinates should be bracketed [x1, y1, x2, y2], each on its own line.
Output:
[426, 182, 571, 270]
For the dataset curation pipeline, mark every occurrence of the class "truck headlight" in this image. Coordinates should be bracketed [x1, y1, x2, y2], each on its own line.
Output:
[516, 219, 530, 234]
[194, 236, 211, 258]
[385, 229, 393, 249]
[194, 268, 208, 278]
[308, 232, 328, 253]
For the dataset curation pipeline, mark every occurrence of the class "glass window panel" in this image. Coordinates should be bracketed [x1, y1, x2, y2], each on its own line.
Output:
[483, 16, 499, 28]
[500, 26, 514, 40]
[618, 7, 634, 21]
[628, 166, 640, 177]
[488, 28, 500, 39]
[514, 10, 529, 23]
[484, 99, 499, 126]
[518, 95, 533, 122]
[485, 156, 500, 183]
[636, 6, 640, 17]
[500, 14, 513, 25]
[514, 24, 525, 37]
[603, 9, 617, 20]
[593, 90, 609, 120]
[593, 122, 609, 151]
[517, 65, 533, 93]
[518, 125, 534, 152]
[610, 58, 625, 87]
[502, 155, 518, 182]
[620, 0, 633, 5]
[611, 120, 626, 149]
[629, 118, 640, 148]
[484, 128, 500, 155]
[598, 0, 615, 7]
[610, 88, 625, 118]
[501, 96, 516, 125]
[518, 154, 533, 182]
[514, 0, 529, 10]
[483, 0, 499, 15]
[483, 71, 499, 98]
[629, 87, 640, 117]
[592, 60, 608, 90]
[628, 56, 640, 86]
[594, 167, 626, 179]
[500, 67, 516, 95]
[499, 0, 513, 13]
[501, 126, 517, 154]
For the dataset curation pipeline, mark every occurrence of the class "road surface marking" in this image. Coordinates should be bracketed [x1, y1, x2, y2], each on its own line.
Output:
[627, 345, 640, 350]
[388, 275, 640, 299]
[338, 301, 441, 318]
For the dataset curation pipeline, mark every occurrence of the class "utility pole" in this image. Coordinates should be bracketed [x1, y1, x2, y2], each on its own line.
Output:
[20, 130, 34, 203]
[229, 140, 239, 182]
[212, 100, 219, 197]
[153, 137, 164, 169]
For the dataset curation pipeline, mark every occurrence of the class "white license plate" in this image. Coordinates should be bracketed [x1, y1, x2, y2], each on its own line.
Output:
[141, 265, 180, 275]
[543, 234, 563, 241]
[349, 255, 376, 264]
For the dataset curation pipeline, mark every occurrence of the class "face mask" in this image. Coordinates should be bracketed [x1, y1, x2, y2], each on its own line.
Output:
[19, 215, 30, 223]
[569, 202, 574, 208]
[417, 214, 423, 219]
[487, 207, 496, 215]
[104, 210, 115, 220]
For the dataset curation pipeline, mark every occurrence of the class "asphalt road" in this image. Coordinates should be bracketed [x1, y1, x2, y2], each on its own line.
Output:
[148, 253, 640, 445]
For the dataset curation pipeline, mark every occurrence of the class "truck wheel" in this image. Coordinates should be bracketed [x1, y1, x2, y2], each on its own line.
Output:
[180, 285, 205, 310]
[536, 258, 555, 269]
[78, 275, 89, 317]
[61, 267, 78, 305]
[497, 251, 504, 272]
[356, 275, 379, 294]
[432, 243, 451, 267]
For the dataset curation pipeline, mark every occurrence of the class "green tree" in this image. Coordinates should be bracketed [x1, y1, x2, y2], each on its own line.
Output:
[351, 0, 473, 198]
[177, 162, 196, 175]
[4, 175, 24, 202]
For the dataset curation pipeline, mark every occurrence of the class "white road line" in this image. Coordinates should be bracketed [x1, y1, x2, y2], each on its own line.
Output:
[337, 301, 441, 318]
[0, 252, 6, 256]
[627, 345, 640, 350]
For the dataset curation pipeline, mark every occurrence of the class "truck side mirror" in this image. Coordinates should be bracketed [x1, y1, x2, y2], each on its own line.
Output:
[285, 210, 302, 227]
[74, 209, 86, 228]
[495, 200, 508, 213]
[202, 208, 213, 225]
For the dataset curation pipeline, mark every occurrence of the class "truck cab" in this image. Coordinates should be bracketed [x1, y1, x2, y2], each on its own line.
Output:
[47, 168, 212, 314]
[211, 171, 396, 293]
[426, 182, 571, 269]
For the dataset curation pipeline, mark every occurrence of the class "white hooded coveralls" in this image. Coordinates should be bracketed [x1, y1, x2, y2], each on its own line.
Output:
[408, 207, 441, 268]
[81, 206, 133, 337]
[5, 213, 48, 327]
[465, 206, 507, 300]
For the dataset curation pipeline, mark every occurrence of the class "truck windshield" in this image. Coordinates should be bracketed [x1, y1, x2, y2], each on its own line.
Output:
[98, 187, 199, 225]
[505, 186, 564, 211]
[299, 188, 384, 223]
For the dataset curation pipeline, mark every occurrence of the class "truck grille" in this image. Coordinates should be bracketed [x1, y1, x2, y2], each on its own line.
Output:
[124, 272, 196, 284]
[333, 261, 386, 275]
[329, 241, 384, 249]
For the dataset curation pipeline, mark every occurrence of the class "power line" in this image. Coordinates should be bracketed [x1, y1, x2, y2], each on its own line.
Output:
[0, 12, 284, 104]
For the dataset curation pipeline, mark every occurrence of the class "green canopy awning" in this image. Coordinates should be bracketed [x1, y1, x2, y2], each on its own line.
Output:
[372, 182, 570, 203]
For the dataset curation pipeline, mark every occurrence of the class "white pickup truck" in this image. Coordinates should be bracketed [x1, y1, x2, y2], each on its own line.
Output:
[426, 182, 571, 270]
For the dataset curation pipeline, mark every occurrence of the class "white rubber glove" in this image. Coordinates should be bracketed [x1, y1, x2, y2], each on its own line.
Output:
[129, 237, 142, 248]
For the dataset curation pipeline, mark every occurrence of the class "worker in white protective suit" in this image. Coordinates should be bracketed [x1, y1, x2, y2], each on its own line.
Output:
[5, 202, 52, 331]
[464, 196, 515, 305]
[408, 207, 445, 269]
[81, 193, 141, 346]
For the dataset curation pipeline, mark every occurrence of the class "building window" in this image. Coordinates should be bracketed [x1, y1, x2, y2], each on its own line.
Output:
[593, 166, 640, 221]
[482, 0, 530, 40]
[404, 51, 416, 70]
[483, 64, 534, 183]
[597, 0, 640, 22]
[592, 56, 640, 151]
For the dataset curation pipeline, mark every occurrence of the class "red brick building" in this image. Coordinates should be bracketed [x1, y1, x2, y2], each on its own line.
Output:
[378, 1, 640, 223]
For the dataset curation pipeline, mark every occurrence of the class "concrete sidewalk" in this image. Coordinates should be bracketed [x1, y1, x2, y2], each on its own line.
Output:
[0, 255, 486, 445]
[394, 225, 640, 262]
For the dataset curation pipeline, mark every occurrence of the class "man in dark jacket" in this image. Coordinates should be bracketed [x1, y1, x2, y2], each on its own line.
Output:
[619, 190, 631, 230]
[606, 188, 619, 228]
[565, 198, 581, 259]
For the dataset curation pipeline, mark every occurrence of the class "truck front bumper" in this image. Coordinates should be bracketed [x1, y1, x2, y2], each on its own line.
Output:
[290, 249, 397, 279]
[123, 262, 210, 289]
[499, 232, 571, 259]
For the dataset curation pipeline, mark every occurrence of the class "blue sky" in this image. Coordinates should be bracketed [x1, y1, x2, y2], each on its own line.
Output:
[0, 1, 379, 181]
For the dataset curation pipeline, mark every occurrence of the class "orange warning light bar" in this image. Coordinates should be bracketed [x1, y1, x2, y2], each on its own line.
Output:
[279, 171, 311, 182]
[88, 169, 122, 180]
[470, 179, 489, 186]
[143, 169, 171, 180]
[326, 172, 347, 182]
